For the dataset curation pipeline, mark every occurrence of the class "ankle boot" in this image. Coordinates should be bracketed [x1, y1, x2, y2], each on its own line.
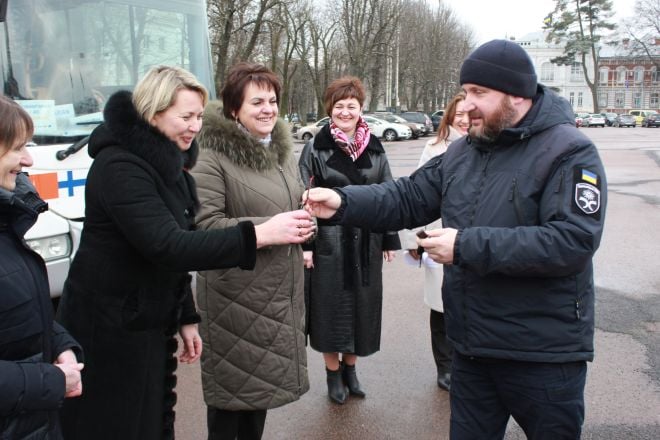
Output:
[341, 362, 366, 397]
[326, 367, 347, 404]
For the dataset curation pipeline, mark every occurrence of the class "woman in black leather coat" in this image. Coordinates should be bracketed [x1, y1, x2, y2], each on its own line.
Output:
[0, 95, 83, 439]
[298, 77, 400, 404]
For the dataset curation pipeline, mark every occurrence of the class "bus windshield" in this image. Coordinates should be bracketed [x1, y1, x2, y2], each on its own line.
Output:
[0, 0, 213, 145]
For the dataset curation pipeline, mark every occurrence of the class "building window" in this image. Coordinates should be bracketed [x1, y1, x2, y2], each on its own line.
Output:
[651, 93, 659, 107]
[570, 63, 582, 82]
[652, 67, 659, 83]
[633, 67, 644, 83]
[599, 68, 609, 85]
[598, 92, 608, 107]
[616, 67, 626, 84]
[615, 91, 625, 107]
[633, 92, 642, 108]
[569, 92, 575, 107]
[577, 92, 583, 108]
[541, 62, 554, 81]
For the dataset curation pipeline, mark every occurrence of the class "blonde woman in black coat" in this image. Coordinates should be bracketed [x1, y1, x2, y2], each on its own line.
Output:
[56, 66, 315, 440]
[0, 95, 83, 439]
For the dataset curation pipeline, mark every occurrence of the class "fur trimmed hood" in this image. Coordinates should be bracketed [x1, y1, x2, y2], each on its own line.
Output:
[88, 90, 199, 185]
[197, 102, 294, 171]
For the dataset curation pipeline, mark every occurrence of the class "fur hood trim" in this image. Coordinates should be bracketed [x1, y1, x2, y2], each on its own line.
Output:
[89, 90, 199, 185]
[197, 102, 293, 171]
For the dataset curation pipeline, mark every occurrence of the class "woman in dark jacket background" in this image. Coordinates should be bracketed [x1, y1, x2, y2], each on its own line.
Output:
[56, 66, 314, 440]
[298, 77, 400, 405]
[0, 95, 83, 439]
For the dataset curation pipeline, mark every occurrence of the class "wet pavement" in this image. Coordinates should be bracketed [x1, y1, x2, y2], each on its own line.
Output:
[175, 127, 660, 439]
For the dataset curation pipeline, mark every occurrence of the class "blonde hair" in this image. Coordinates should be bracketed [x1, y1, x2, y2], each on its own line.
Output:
[132, 65, 208, 122]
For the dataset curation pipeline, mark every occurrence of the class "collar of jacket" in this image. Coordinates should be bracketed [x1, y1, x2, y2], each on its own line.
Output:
[468, 84, 575, 151]
[88, 90, 198, 186]
[0, 173, 48, 237]
[196, 102, 294, 172]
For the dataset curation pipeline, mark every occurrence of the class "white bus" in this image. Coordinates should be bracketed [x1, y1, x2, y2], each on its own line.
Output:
[1, 0, 215, 296]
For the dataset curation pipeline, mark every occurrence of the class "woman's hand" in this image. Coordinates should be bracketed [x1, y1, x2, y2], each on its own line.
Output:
[179, 324, 202, 364]
[302, 188, 341, 219]
[255, 210, 316, 248]
[383, 250, 396, 262]
[54, 352, 84, 398]
[303, 251, 314, 269]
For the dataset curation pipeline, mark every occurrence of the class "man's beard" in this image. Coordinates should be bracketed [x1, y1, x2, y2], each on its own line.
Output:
[468, 97, 517, 143]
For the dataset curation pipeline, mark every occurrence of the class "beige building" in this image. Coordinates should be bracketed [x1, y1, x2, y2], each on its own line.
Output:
[514, 32, 660, 114]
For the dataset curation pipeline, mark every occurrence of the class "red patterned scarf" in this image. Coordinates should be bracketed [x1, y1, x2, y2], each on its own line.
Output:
[329, 116, 371, 161]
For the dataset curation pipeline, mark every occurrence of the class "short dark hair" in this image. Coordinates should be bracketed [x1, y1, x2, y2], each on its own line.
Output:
[220, 62, 281, 119]
[0, 95, 34, 154]
[323, 76, 365, 117]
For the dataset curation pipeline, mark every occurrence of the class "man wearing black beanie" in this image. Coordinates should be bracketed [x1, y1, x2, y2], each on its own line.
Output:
[303, 39, 607, 439]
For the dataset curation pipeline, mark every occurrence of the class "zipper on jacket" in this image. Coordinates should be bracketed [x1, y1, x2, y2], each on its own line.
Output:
[442, 175, 456, 197]
[508, 177, 525, 225]
[277, 165, 303, 392]
[575, 299, 581, 320]
[278, 166, 294, 257]
[554, 167, 566, 219]
[468, 152, 491, 226]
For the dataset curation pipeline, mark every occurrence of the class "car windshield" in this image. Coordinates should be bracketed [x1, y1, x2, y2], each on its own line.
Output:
[0, 0, 213, 145]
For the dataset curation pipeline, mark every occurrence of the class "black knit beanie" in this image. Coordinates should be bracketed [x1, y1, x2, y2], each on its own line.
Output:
[459, 39, 538, 98]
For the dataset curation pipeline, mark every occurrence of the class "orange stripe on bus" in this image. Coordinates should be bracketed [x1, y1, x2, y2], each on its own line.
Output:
[29, 173, 59, 200]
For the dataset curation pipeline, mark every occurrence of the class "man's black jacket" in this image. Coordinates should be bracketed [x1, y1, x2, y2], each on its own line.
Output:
[334, 85, 607, 363]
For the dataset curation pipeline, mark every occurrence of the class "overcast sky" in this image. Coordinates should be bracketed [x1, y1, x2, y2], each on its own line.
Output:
[441, 0, 637, 44]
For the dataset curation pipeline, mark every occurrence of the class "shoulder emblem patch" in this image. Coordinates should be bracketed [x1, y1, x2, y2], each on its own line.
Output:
[575, 183, 600, 214]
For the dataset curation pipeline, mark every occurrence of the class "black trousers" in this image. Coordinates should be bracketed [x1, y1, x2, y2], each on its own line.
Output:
[207, 407, 267, 440]
[450, 353, 587, 440]
[430, 310, 453, 375]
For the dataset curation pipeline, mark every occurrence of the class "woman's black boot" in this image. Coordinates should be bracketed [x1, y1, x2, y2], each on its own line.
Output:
[341, 362, 366, 397]
[326, 367, 347, 404]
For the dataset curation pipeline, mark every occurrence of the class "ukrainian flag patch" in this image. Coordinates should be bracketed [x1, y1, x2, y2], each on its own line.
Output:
[581, 169, 598, 185]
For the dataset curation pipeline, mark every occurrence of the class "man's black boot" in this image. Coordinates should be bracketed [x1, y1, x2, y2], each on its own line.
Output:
[341, 362, 366, 397]
[326, 367, 347, 404]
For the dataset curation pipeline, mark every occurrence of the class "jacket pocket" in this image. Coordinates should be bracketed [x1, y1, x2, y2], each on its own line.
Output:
[120, 287, 178, 332]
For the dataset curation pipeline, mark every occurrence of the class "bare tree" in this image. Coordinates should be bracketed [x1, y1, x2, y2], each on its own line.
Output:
[207, 0, 286, 89]
[619, 0, 660, 69]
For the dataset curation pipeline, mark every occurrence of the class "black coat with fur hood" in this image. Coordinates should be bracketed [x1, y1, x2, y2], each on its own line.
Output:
[56, 91, 257, 440]
[192, 107, 309, 410]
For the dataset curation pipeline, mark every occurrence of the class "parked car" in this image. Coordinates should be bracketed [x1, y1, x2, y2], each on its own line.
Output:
[430, 110, 444, 131]
[295, 117, 330, 141]
[575, 112, 590, 128]
[582, 114, 606, 127]
[612, 114, 636, 128]
[628, 109, 657, 126]
[641, 112, 660, 127]
[601, 112, 618, 126]
[399, 112, 433, 136]
[368, 112, 422, 139]
[574, 113, 583, 127]
[363, 116, 412, 141]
